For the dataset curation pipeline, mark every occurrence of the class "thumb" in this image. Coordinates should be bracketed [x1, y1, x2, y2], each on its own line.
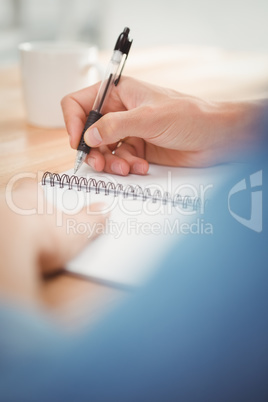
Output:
[84, 107, 150, 147]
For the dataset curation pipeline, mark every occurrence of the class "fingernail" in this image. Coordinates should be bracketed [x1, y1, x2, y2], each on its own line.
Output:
[111, 162, 124, 175]
[85, 127, 102, 146]
[133, 163, 145, 174]
[87, 156, 96, 169]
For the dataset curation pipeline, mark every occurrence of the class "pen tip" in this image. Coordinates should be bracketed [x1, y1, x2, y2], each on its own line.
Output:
[74, 150, 86, 175]
[73, 163, 80, 175]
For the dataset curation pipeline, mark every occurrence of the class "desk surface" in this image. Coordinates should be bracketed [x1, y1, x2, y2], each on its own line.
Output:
[1, 46, 268, 328]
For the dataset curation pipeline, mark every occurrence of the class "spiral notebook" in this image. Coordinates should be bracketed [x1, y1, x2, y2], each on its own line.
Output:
[42, 163, 232, 288]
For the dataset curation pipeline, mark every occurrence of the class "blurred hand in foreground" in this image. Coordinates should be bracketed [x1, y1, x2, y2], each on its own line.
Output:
[0, 180, 107, 305]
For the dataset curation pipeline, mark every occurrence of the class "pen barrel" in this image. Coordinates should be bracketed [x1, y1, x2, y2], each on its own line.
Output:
[92, 50, 123, 113]
[77, 110, 103, 153]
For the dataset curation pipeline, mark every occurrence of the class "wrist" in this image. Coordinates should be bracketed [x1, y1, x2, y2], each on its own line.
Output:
[205, 99, 266, 164]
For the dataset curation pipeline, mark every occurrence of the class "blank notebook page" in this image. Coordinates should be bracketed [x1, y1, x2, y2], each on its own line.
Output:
[42, 163, 234, 288]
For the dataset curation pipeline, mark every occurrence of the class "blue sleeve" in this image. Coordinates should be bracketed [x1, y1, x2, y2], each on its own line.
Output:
[1, 156, 268, 402]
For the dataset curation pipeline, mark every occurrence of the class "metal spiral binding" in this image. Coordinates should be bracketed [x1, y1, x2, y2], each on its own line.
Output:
[42, 172, 201, 210]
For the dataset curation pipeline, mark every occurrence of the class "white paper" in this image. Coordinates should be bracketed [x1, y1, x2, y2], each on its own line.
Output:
[42, 163, 234, 288]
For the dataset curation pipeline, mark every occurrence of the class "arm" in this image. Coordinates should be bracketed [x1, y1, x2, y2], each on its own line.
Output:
[0, 180, 107, 305]
[1, 158, 268, 401]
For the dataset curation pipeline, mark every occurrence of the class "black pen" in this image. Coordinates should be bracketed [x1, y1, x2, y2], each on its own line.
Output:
[74, 27, 132, 174]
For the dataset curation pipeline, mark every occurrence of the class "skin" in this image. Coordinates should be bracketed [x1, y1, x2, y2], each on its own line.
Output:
[0, 180, 108, 305]
[61, 77, 265, 176]
[1, 78, 266, 304]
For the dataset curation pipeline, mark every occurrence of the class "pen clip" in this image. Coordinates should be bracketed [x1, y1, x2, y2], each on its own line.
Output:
[114, 27, 133, 86]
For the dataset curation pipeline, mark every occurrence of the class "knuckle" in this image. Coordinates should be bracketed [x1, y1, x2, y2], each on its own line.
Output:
[115, 142, 136, 157]
[60, 94, 68, 108]
[141, 104, 155, 117]
[60, 92, 74, 110]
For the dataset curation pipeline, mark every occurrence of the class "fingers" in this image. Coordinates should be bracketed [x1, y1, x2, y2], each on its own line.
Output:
[114, 142, 149, 174]
[61, 82, 100, 149]
[86, 144, 130, 176]
[85, 138, 149, 176]
[85, 148, 106, 172]
[104, 151, 130, 176]
[61, 77, 134, 149]
[62, 77, 205, 171]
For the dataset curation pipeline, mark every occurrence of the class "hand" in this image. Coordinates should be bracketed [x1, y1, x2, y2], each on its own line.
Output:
[61, 77, 261, 176]
[0, 180, 108, 305]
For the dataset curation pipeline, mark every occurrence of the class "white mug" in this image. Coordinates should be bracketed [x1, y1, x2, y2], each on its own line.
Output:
[19, 41, 101, 128]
